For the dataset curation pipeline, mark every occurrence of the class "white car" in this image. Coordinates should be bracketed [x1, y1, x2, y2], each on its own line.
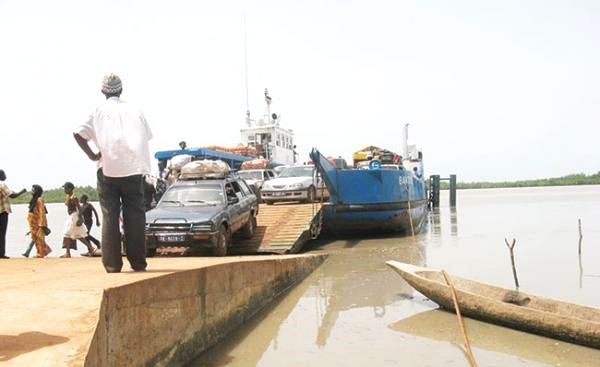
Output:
[237, 169, 277, 202]
[261, 165, 329, 204]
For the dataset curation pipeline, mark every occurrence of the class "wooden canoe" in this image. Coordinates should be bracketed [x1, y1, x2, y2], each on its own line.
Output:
[386, 261, 600, 349]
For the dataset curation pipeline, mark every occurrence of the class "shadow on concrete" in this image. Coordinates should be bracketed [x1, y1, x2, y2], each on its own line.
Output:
[0, 331, 69, 361]
[125, 269, 191, 274]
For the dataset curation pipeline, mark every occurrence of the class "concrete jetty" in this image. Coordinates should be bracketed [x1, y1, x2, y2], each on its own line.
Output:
[0, 254, 326, 366]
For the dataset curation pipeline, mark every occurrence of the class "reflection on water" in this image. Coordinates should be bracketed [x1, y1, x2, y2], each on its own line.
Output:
[390, 309, 599, 367]
[450, 207, 458, 236]
[191, 186, 600, 366]
[310, 238, 425, 348]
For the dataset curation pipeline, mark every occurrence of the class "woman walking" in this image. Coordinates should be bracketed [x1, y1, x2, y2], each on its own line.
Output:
[27, 185, 52, 258]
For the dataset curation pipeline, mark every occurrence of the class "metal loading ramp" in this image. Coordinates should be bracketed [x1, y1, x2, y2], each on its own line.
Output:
[231, 203, 323, 255]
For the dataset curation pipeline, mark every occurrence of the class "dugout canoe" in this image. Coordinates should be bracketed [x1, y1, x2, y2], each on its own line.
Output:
[386, 261, 600, 349]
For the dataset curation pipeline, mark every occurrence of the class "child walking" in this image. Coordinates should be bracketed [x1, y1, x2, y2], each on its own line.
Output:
[80, 194, 101, 249]
[61, 182, 96, 257]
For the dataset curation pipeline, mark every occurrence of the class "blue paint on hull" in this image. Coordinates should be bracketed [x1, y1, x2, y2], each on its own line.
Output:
[310, 148, 428, 234]
[323, 201, 428, 234]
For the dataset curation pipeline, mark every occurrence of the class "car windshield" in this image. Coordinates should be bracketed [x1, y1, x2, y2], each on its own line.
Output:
[159, 184, 224, 207]
[238, 171, 263, 180]
[278, 166, 313, 178]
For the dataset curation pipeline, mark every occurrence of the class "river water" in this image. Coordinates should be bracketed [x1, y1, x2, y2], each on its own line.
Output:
[192, 186, 600, 367]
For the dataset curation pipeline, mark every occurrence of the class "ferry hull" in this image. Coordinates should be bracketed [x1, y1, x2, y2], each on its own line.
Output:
[310, 148, 428, 235]
[323, 200, 428, 234]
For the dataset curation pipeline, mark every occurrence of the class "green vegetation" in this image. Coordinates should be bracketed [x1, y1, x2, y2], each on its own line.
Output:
[440, 172, 600, 190]
[12, 186, 99, 204]
[9, 173, 599, 203]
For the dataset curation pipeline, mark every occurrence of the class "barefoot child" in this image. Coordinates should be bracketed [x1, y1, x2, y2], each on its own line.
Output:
[61, 182, 96, 257]
[80, 194, 101, 249]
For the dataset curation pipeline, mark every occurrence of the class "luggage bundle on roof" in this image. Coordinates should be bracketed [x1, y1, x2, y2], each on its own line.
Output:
[240, 158, 269, 170]
[180, 160, 231, 180]
[204, 145, 258, 157]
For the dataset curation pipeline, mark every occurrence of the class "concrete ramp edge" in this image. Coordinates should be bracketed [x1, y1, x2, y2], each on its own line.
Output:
[84, 254, 327, 366]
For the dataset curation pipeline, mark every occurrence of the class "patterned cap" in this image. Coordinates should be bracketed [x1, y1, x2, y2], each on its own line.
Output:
[101, 73, 122, 94]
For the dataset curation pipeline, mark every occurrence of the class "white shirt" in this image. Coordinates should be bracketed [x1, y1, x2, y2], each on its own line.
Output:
[75, 97, 153, 177]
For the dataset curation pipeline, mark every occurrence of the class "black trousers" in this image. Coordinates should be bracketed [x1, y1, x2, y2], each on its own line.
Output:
[97, 169, 147, 272]
[0, 212, 8, 257]
[84, 222, 101, 247]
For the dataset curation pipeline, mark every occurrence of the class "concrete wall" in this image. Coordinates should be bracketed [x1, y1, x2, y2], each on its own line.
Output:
[84, 254, 326, 367]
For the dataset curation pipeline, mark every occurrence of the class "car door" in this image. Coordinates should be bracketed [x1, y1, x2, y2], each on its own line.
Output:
[225, 182, 243, 232]
[236, 179, 254, 224]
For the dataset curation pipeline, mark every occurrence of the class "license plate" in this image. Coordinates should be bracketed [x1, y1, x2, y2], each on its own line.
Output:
[273, 192, 286, 196]
[158, 235, 185, 243]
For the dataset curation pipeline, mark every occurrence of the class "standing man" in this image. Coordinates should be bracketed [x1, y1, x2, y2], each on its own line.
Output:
[73, 73, 153, 273]
[0, 169, 26, 259]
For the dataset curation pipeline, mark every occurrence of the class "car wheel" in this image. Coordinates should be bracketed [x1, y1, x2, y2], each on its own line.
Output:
[242, 215, 256, 239]
[213, 224, 229, 256]
[146, 247, 157, 257]
[305, 186, 316, 203]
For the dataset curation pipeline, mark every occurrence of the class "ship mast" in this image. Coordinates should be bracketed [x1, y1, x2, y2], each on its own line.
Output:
[402, 123, 409, 159]
[264, 88, 272, 125]
[244, 14, 252, 127]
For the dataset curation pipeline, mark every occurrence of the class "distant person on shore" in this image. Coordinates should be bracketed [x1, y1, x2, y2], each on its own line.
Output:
[80, 194, 101, 249]
[26, 184, 52, 258]
[61, 182, 96, 258]
[0, 169, 26, 259]
[73, 73, 152, 273]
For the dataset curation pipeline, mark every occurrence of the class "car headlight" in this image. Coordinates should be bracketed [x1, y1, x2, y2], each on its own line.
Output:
[192, 222, 214, 232]
[288, 183, 305, 189]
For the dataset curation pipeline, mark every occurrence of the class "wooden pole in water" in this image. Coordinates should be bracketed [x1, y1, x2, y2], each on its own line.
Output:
[430, 175, 441, 208]
[442, 270, 478, 367]
[504, 238, 520, 289]
[449, 174, 457, 207]
[578, 218, 583, 255]
[578, 218, 583, 288]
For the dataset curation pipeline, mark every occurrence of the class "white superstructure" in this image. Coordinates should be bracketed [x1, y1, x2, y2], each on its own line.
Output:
[240, 89, 296, 165]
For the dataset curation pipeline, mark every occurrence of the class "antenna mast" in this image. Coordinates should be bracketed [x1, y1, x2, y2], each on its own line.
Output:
[243, 14, 251, 126]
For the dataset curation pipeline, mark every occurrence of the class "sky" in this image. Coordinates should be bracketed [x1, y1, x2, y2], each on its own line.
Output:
[1, 0, 599, 190]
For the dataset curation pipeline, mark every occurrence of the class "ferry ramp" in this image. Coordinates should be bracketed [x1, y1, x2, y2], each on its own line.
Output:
[230, 202, 323, 255]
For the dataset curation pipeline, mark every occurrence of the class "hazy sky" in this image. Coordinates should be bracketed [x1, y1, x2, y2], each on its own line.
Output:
[1, 0, 599, 190]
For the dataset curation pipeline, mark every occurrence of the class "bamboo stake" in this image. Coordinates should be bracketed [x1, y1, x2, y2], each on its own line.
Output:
[578, 218, 583, 255]
[442, 270, 478, 367]
[578, 219, 583, 288]
[504, 238, 520, 289]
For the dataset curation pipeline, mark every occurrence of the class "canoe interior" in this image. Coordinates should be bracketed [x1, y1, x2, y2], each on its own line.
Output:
[416, 270, 600, 324]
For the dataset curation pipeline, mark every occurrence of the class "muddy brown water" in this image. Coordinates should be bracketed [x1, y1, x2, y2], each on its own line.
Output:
[191, 186, 600, 367]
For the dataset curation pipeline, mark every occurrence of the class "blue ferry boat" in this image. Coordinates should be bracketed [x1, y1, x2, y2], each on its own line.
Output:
[309, 125, 428, 234]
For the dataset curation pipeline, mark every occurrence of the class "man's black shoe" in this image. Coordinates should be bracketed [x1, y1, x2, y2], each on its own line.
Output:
[0, 255, 10, 259]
